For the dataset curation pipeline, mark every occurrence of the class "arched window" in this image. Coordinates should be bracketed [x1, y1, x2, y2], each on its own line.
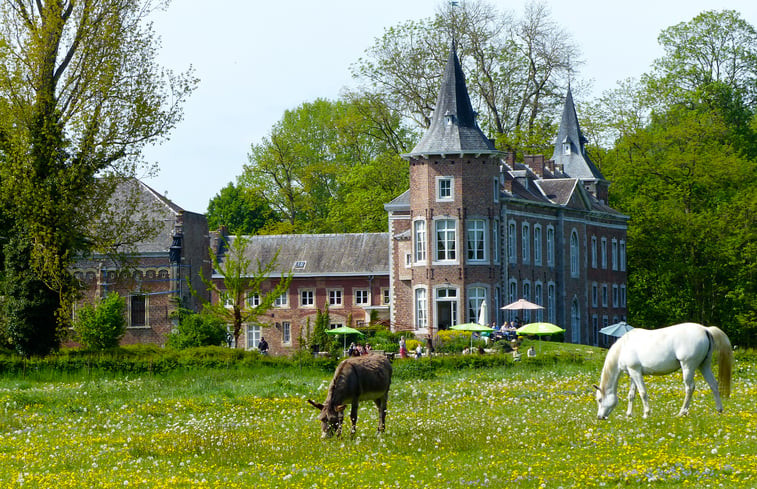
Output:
[570, 230, 579, 278]
[467, 286, 487, 323]
[571, 298, 581, 343]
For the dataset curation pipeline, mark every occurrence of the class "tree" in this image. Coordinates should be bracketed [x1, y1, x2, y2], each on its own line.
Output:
[240, 96, 413, 234]
[202, 235, 292, 348]
[599, 10, 757, 345]
[166, 308, 228, 350]
[206, 182, 278, 234]
[351, 0, 579, 150]
[0, 1, 196, 355]
[72, 292, 126, 350]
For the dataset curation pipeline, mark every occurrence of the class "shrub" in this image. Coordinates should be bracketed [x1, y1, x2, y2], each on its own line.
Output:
[166, 311, 228, 350]
[73, 292, 126, 350]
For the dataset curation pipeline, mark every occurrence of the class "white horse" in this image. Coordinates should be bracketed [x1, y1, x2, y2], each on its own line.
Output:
[594, 323, 732, 419]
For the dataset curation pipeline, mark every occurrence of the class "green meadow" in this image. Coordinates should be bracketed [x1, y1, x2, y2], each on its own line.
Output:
[0, 342, 755, 488]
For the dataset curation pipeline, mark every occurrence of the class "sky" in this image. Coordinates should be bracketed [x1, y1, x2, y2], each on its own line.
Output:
[142, 0, 757, 214]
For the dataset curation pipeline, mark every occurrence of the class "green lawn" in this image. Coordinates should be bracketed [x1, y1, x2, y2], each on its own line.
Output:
[0, 342, 755, 488]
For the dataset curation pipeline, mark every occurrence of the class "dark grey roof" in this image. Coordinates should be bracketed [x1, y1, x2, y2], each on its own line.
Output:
[406, 45, 499, 158]
[551, 86, 605, 181]
[219, 233, 390, 277]
[384, 189, 410, 212]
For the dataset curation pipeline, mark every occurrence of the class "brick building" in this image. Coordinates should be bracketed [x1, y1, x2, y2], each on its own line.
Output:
[210, 232, 390, 355]
[72, 179, 211, 345]
[385, 46, 628, 347]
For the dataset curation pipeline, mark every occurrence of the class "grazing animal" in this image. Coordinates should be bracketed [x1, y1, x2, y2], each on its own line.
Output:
[594, 323, 732, 419]
[308, 354, 392, 438]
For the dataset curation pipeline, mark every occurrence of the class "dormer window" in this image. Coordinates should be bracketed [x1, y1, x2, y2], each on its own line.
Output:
[444, 111, 455, 126]
[294, 260, 306, 270]
[562, 142, 571, 155]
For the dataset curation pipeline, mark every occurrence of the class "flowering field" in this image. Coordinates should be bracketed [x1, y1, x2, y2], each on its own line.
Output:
[0, 345, 756, 488]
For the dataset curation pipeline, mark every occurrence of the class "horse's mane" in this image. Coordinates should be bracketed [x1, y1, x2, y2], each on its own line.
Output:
[599, 336, 626, 391]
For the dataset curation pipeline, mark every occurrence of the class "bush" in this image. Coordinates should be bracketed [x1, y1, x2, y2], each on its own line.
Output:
[73, 292, 126, 350]
[166, 311, 228, 350]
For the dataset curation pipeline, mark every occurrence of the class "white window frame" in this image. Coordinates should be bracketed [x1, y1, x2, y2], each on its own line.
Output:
[620, 240, 627, 272]
[436, 176, 454, 201]
[508, 221, 517, 264]
[246, 324, 261, 351]
[467, 286, 487, 323]
[415, 287, 428, 330]
[612, 239, 619, 271]
[328, 288, 343, 307]
[466, 219, 487, 262]
[274, 291, 288, 308]
[247, 292, 261, 307]
[493, 177, 500, 203]
[354, 289, 369, 306]
[300, 289, 315, 308]
[521, 223, 530, 264]
[282, 322, 291, 345]
[493, 219, 499, 263]
[533, 225, 542, 266]
[414, 219, 427, 263]
[129, 294, 148, 328]
[601, 237, 608, 269]
[612, 284, 619, 308]
[602, 284, 608, 308]
[546, 226, 555, 267]
[591, 236, 598, 269]
[592, 283, 598, 308]
[570, 229, 579, 278]
[435, 218, 457, 262]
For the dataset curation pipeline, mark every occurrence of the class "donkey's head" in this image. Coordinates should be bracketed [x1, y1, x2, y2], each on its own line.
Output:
[308, 399, 347, 438]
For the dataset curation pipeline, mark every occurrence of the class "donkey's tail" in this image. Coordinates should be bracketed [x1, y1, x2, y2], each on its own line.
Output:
[707, 326, 733, 398]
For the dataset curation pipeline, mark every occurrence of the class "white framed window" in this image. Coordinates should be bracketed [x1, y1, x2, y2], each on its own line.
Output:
[246, 324, 261, 351]
[414, 219, 427, 263]
[493, 219, 499, 263]
[534, 282, 543, 322]
[405, 253, 412, 267]
[282, 322, 291, 345]
[620, 284, 627, 307]
[274, 291, 288, 308]
[508, 221, 517, 264]
[466, 219, 486, 262]
[533, 225, 542, 266]
[591, 236, 598, 269]
[382, 288, 390, 305]
[522, 281, 531, 322]
[247, 293, 260, 307]
[570, 230, 579, 278]
[328, 289, 343, 307]
[602, 284, 608, 307]
[506, 279, 517, 321]
[563, 142, 571, 155]
[521, 223, 530, 264]
[546, 226, 555, 267]
[300, 289, 314, 307]
[612, 284, 619, 308]
[601, 238, 607, 269]
[547, 282, 556, 324]
[354, 289, 369, 306]
[493, 177, 500, 203]
[620, 240, 627, 272]
[436, 176, 453, 201]
[592, 283, 598, 308]
[612, 239, 619, 271]
[415, 287, 427, 330]
[435, 219, 457, 261]
[222, 292, 234, 309]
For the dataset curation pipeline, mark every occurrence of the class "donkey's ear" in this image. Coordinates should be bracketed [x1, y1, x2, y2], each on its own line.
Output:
[592, 384, 602, 393]
[335, 404, 347, 413]
[307, 399, 324, 410]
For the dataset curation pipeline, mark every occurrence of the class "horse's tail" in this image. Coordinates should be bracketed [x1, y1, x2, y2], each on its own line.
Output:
[707, 326, 733, 398]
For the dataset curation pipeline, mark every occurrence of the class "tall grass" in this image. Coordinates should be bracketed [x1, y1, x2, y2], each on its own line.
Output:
[0, 342, 755, 488]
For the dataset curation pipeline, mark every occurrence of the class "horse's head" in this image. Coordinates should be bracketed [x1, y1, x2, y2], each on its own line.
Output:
[593, 384, 617, 420]
[308, 399, 346, 438]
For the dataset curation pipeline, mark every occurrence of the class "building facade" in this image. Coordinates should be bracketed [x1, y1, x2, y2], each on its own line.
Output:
[385, 46, 628, 347]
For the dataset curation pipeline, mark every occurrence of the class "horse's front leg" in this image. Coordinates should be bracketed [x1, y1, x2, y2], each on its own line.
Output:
[626, 381, 637, 417]
[678, 366, 696, 417]
[627, 369, 650, 418]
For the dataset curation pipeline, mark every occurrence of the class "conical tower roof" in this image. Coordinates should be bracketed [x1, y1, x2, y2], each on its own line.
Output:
[551, 86, 604, 181]
[405, 45, 499, 158]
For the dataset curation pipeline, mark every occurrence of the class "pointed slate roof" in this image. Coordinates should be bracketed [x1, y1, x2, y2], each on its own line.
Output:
[551, 86, 605, 181]
[405, 45, 499, 158]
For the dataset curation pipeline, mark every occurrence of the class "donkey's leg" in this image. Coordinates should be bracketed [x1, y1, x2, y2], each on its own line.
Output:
[627, 369, 650, 418]
[626, 381, 637, 417]
[678, 365, 697, 417]
[350, 401, 359, 436]
[699, 359, 723, 413]
[374, 396, 387, 433]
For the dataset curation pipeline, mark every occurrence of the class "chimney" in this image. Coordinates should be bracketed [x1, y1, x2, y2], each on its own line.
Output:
[546, 158, 556, 174]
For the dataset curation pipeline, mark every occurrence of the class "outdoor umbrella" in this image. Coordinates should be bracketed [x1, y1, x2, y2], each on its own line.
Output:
[600, 321, 634, 338]
[516, 322, 564, 351]
[501, 298, 544, 325]
[325, 326, 365, 352]
[477, 299, 489, 326]
[451, 322, 495, 350]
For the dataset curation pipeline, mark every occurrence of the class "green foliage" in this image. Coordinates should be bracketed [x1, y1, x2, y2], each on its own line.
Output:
[166, 310, 228, 350]
[310, 306, 331, 353]
[73, 293, 126, 351]
[206, 182, 278, 234]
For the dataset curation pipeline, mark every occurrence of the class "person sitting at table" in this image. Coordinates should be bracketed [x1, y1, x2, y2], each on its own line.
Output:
[527, 346, 536, 358]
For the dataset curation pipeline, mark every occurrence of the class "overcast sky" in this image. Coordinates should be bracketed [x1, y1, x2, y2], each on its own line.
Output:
[141, 0, 757, 214]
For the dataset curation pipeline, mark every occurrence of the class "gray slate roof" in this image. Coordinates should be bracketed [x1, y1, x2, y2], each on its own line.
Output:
[551, 86, 605, 181]
[406, 46, 499, 158]
[219, 233, 390, 277]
